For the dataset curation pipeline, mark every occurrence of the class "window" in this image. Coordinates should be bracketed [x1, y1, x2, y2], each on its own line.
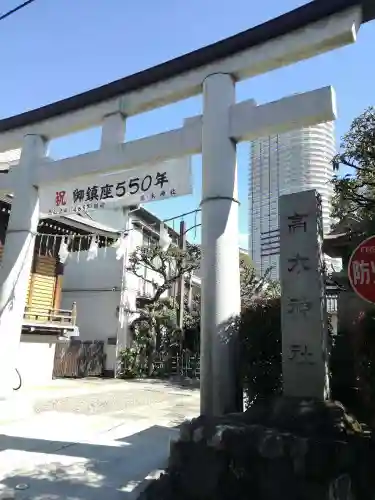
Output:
[142, 233, 157, 247]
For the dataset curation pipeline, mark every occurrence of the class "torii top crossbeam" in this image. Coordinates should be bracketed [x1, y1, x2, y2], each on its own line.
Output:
[0, 0, 373, 150]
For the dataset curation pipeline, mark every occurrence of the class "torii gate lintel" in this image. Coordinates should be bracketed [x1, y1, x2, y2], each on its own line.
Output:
[0, 85, 336, 193]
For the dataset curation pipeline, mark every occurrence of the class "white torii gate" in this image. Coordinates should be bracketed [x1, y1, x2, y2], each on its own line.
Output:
[0, 1, 371, 415]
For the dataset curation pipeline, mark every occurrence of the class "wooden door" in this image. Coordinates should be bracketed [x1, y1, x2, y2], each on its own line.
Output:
[28, 255, 57, 319]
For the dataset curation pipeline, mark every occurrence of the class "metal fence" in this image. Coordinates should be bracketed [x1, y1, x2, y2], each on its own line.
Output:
[153, 351, 200, 379]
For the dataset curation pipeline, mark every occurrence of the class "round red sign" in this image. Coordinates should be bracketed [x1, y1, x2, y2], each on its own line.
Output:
[348, 235, 375, 304]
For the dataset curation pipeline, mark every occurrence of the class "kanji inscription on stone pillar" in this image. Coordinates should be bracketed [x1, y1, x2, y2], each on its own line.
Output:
[279, 189, 329, 399]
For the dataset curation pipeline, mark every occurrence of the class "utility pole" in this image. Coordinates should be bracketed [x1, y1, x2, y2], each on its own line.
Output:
[177, 220, 186, 330]
[114, 203, 139, 377]
[115, 207, 130, 378]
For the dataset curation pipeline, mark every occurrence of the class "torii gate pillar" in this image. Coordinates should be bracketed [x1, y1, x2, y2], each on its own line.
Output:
[201, 74, 241, 416]
[0, 134, 47, 400]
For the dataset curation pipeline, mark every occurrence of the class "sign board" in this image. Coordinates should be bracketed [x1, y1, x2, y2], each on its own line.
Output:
[348, 235, 375, 304]
[40, 157, 192, 216]
[279, 189, 329, 399]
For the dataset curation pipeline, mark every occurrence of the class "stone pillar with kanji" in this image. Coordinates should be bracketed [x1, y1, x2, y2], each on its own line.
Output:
[279, 189, 330, 399]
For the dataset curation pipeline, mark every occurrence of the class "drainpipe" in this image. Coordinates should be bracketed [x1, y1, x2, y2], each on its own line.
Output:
[115, 208, 130, 378]
[177, 220, 186, 330]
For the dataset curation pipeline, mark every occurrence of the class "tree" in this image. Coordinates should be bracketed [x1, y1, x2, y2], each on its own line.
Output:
[240, 259, 280, 310]
[128, 243, 201, 307]
[124, 243, 201, 374]
[181, 259, 280, 354]
[238, 260, 281, 405]
[240, 296, 282, 406]
[183, 292, 201, 352]
[332, 106, 375, 232]
[329, 107, 375, 421]
[120, 242, 282, 381]
[182, 258, 279, 332]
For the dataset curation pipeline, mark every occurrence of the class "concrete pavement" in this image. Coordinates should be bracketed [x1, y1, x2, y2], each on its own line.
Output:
[0, 379, 200, 499]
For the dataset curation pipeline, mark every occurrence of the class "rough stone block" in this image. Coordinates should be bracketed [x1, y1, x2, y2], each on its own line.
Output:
[138, 397, 374, 500]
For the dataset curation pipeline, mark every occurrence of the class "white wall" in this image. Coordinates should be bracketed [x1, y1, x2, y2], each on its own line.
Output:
[91, 207, 127, 230]
[17, 339, 56, 388]
[63, 246, 123, 290]
[104, 344, 116, 372]
[62, 246, 123, 342]
[62, 290, 121, 342]
[61, 210, 178, 346]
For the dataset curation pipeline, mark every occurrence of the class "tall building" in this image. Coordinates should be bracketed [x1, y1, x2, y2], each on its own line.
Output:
[248, 121, 336, 280]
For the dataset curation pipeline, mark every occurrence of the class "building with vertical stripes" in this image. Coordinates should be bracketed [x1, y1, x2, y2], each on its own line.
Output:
[248, 121, 337, 280]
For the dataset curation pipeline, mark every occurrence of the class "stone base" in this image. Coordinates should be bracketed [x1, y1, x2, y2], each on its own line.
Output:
[138, 397, 374, 500]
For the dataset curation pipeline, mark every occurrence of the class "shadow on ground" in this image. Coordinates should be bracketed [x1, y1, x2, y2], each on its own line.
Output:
[0, 425, 177, 500]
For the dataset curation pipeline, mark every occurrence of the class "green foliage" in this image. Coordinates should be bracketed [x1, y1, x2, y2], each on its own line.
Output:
[240, 297, 282, 406]
[126, 243, 200, 366]
[118, 318, 184, 379]
[118, 346, 143, 379]
[354, 310, 375, 424]
[183, 292, 200, 331]
[117, 323, 149, 379]
[331, 309, 375, 425]
[240, 260, 280, 310]
[239, 297, 335, 408]
[332, 106, 375, 231]
[239, 251, 253, 269]
[120, 254, 285, 409]
[236, 262, 283, 406]
[123, 242, 286, 399]
[119, 242, 201, 377]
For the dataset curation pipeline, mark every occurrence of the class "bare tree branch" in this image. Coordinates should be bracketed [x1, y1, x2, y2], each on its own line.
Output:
[127, 243, 201, 311]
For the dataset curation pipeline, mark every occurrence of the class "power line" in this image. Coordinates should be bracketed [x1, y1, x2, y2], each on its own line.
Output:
[0, 0, 38, 22]
[163, 208, 201, 224]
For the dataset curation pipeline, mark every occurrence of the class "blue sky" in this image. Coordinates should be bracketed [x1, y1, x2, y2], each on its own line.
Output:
[1, 0, 375, 247]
